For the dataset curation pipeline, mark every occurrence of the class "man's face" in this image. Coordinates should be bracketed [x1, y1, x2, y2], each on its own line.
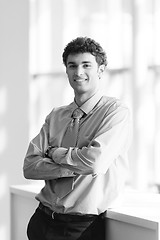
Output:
[66, 53, 104, 98]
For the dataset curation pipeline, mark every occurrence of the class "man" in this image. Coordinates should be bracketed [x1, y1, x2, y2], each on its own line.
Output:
[23, 37, 131, 240]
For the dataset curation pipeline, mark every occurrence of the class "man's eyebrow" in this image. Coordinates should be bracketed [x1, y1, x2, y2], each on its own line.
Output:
[82, 61, 92, 64]
[67, 61, 76, 65]
[67, 61, 92, 65]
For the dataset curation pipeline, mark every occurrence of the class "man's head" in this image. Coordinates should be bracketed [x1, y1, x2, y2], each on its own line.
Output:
[62, 37, 108, 67]
[63, 37, 108, 105]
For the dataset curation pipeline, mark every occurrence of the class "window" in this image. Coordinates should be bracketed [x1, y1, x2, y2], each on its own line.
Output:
[29, 0, 160, 192]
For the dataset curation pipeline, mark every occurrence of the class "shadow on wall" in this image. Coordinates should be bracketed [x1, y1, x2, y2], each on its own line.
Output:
[0, 85, 9, 240]
[0, 79, 29, 240]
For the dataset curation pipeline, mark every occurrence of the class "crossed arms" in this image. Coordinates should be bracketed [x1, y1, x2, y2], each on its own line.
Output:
[23, 105, 131, 180]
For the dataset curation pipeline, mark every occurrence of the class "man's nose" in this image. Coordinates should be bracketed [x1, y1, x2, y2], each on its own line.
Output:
[75, 66, 84, 76]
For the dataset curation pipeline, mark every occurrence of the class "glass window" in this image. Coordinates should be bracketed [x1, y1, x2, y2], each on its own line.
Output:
[29, 0, 160, 193]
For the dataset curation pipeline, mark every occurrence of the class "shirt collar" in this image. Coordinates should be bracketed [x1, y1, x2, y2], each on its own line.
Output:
[72, 90, 103, 115]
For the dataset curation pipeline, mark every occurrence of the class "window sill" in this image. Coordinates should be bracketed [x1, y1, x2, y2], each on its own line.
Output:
[10, 185, 160, 231]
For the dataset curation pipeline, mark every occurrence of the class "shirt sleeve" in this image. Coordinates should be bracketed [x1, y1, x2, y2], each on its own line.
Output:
[23, 114, 75, 180]
[52, 103, 132, 175]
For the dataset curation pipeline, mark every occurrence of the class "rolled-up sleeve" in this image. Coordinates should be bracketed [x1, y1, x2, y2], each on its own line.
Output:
[52, 105, 131, 175]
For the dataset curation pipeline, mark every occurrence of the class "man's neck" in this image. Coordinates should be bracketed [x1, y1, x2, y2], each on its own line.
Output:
[74, 95, 87, 107]
[74, 90, 99, 107]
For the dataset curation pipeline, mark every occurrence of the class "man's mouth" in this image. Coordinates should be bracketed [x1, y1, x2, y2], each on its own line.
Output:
[74, 78, 87, 82]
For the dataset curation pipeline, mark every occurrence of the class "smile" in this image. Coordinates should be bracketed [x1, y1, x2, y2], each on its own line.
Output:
[74, 78, 87, 82]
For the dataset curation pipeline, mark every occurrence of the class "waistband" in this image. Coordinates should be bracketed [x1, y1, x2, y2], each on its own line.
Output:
[38, 202, 98, 222]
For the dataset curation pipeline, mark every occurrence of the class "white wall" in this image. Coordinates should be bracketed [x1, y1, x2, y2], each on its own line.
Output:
[0, 0, 29, 239]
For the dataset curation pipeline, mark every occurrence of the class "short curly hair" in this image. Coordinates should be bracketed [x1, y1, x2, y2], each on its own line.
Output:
[62, 37, 108, 67]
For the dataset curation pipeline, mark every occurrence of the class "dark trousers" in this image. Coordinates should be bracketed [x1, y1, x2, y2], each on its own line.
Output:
[27, 207, 106, 240]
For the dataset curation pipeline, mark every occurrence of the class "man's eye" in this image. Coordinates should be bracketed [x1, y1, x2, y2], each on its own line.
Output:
[83, 64, 91, 68]
[68, 65, 76, 69]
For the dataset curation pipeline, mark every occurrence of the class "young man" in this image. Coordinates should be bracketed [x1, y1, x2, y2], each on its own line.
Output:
[23, 37, 131, 240]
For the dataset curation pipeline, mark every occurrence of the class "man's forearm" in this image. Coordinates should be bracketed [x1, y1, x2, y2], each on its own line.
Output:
[23, 154, 75, 180]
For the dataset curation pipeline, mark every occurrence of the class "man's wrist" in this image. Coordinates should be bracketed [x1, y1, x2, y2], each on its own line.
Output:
[45, 146, 57, 158]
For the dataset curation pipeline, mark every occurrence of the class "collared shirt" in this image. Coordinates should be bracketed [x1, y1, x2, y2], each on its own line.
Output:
[23, 91, 131, 215]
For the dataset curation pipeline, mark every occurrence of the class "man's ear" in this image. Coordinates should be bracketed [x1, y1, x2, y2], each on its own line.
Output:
[98, 64, 105, 78]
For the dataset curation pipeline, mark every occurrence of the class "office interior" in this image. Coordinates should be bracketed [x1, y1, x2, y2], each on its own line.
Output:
[0, 0, 160, 239]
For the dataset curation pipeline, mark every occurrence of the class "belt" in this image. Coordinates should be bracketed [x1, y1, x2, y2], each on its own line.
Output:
[38, 203, 98, 222]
